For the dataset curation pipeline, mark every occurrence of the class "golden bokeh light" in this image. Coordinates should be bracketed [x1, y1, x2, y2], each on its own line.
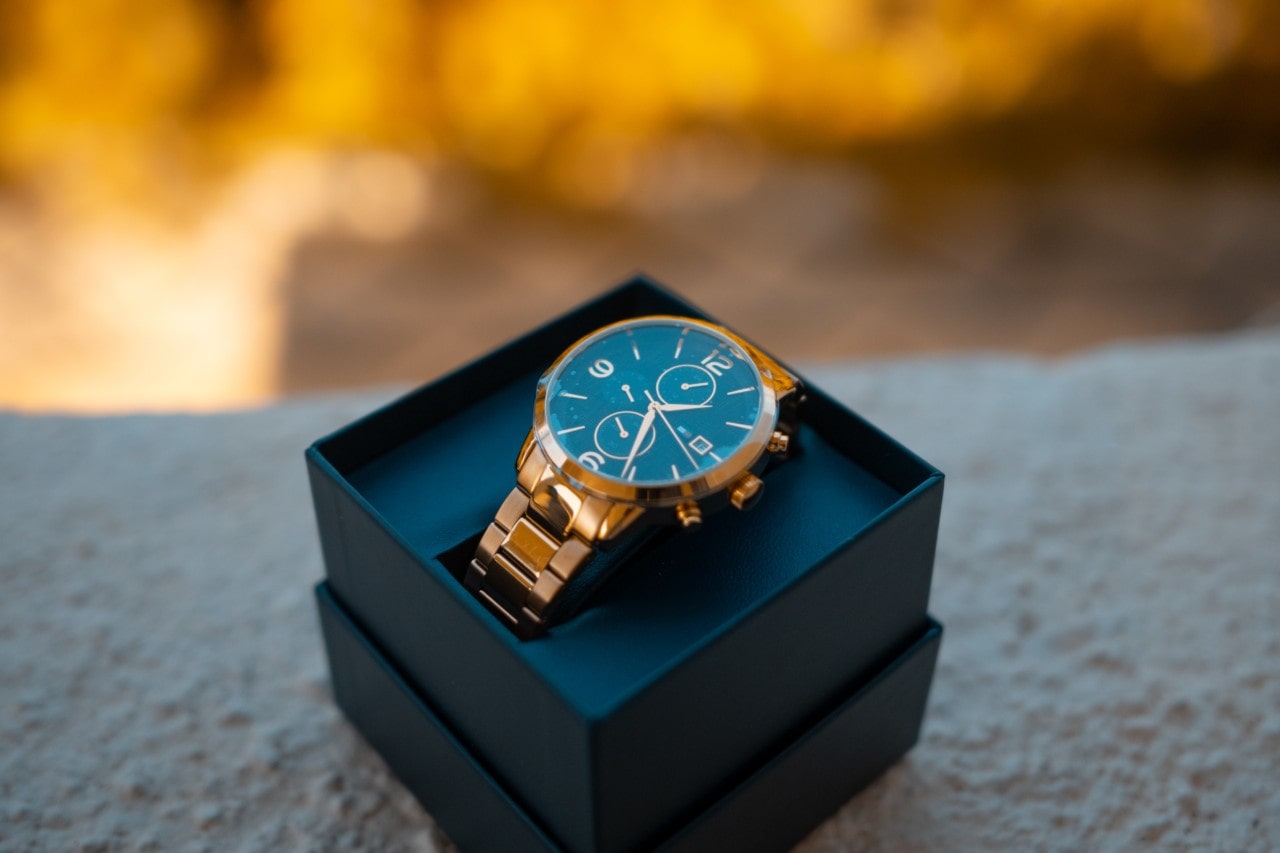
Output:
[4, 0, 1275, 207]
[0, 0, 1276, 411]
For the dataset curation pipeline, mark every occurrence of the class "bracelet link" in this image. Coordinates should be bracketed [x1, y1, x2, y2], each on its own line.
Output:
[502, 517, 559, 576]
[466, 434, 601, 638]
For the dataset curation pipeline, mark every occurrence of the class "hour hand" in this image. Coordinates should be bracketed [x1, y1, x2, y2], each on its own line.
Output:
[645, 391, 700, 469]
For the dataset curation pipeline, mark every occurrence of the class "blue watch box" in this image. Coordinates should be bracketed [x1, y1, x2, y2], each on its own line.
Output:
[307, 276, 945, 852]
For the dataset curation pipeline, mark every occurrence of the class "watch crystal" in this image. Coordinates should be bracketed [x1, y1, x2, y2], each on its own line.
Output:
[543, 318, 766, 486]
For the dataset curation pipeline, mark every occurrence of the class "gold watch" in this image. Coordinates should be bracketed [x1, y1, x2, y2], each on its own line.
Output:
[465, 315, 802, 639]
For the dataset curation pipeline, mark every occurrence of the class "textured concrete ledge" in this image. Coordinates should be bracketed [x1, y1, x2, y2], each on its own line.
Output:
[2, 330, 1277, 851]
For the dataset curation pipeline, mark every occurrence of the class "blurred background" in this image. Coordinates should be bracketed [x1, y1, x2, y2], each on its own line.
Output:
[1, 0, 1277, 412]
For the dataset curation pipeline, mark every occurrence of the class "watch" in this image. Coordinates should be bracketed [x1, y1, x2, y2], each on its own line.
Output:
[465, 314, 803, 639]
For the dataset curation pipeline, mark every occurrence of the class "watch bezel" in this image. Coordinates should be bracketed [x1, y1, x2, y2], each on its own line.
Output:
[532, 315, 780, 507]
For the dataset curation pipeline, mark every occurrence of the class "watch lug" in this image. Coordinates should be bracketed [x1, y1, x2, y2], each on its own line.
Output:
[577, 496, 648, 546]
[516, 429, 538, 471]
[520, 436, 649, 545]
[751, 347, 804, 445]
[516, 432, 548, 494]
[736, 340, 793, 390]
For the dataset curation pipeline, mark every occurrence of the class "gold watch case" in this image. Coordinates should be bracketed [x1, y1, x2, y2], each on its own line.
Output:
[531, 315, 801, 511]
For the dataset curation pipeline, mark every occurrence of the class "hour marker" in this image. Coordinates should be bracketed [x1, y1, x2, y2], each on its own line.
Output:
[670, 463, 680, 479]
[556, 425, 586, 435]
[700, 350, 734, 376]
[631, 339, 641, 360]
[627, 467, 637, 481]
[708, 451, 722, 462]
[561, 392, 588, 400]
[725, 421, 752, 430]
[727, 387, 755, 395]
[674, 332, 687, 359]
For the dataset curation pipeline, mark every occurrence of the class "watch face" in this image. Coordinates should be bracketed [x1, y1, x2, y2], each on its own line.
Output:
[538, 316, 771, 491]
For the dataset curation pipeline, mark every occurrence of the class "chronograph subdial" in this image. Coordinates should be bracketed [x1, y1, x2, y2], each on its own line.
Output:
[656, 364, 716, 407]
[593, 410, 655, 460]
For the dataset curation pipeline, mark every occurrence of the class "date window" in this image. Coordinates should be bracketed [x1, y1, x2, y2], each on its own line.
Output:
[689, 435, 713, 456]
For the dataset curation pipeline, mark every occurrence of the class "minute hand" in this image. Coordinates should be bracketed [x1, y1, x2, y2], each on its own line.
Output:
[645, 391, 699, 470]
[621, 405, 657, 477]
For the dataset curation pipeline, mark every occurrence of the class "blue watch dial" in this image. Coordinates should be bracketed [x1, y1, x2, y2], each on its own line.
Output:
[543, 318, 766, 486]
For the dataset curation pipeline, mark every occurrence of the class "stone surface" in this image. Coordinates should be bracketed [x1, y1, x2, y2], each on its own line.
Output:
[1, 329, 1277, 851]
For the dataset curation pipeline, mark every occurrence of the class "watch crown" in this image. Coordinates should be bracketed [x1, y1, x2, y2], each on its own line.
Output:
[675, 500, 702, 530]
[767, 430, 790, 455]
[729, 473, 764, 511]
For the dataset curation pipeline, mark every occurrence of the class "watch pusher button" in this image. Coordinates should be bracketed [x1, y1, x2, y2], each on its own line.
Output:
[674, 500, 702, 530]
[729, 473, 764, 511]
[767, 430, 790, 455]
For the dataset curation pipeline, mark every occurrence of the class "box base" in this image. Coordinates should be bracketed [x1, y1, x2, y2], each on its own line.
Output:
[307, 278, 944, 851]
[317, 582, 942, 853]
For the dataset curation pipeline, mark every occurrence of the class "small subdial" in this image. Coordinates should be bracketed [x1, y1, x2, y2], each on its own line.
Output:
[593, 410, 655, 460]
[656, 364, 716, 407]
